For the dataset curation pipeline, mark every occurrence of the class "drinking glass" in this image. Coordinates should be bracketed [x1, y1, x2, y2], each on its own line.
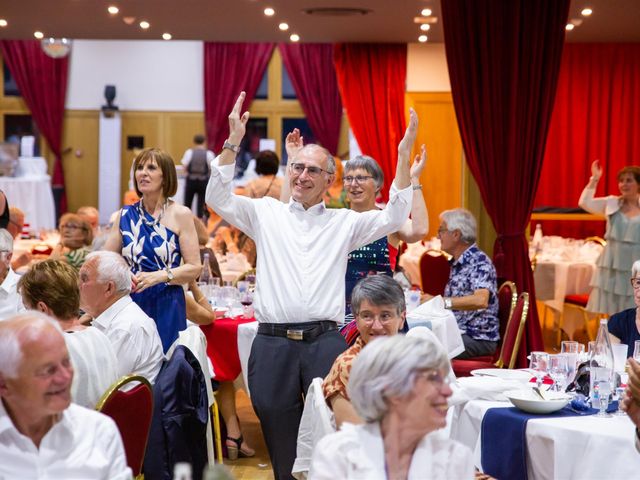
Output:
[529, 351, 549, 388]
[634, 340, 640, 362]
[612, 344, 628, 375]
[588, 341, 597, 354]
[240, 289, 254, 319]
[591, 366, 612, 417]
[548, 354, 569, 392]
[611, 386, 627, 416]
[561, 341, 579, 383]
[237, 280, 250, 295]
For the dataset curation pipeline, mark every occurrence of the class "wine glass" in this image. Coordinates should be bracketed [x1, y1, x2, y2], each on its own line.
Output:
[240, 288, 254, 319]
[548, 354, 569, 392]
[561, 341, 579, 383]
[529, 351, 549, 389]
[633, 340, 640, 362]
[591, 366, 613, 417]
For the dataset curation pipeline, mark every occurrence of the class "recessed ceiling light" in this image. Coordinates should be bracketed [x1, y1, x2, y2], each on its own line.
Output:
[34, 31, 44, 39]
[264, 7, 275, 16]
[279, 22, 289, 31]
[123, 16, 136, 25]
[162, 33, 172, 40]
[0, 19, 7, 27]
[107, 6, 119, 15]
[565, 23, 575, 31]
[421, 8, 433, 16]
[139, 20, 150, 29]
[290, 33, 300, 42]
[418, 35, 428, 43]
[420, 24, 430, 32]
[581, 8, 593, 16]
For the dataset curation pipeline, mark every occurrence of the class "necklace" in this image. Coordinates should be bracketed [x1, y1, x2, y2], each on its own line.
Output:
[138, 199, 168, 227]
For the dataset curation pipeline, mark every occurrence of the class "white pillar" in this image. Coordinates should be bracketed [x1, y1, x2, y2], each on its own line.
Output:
[98, 112, 122, 224]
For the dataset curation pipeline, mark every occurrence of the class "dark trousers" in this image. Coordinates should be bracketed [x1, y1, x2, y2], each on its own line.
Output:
[248, 329, 347, 480]
[184, 179, 208, 219]
[455, 333, 498, 359]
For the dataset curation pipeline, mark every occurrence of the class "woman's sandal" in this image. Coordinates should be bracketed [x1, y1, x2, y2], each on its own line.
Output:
[226, 435, 255, 460]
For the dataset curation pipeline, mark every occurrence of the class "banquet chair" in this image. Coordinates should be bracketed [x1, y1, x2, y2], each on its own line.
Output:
[419, 249, 451, 296]
[95, 375, 153, 478]
[452, 292, 529, 377]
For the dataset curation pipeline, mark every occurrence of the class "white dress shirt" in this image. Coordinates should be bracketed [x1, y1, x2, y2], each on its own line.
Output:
[309, 422, 474, 480]
[206, 161, 412, 324]
[0, 401, 132, 479]
[65, 328, 120, 409]
[181, 148, 216, 168]
[0, 268, 25, 320]
[93, 295, 164, 384]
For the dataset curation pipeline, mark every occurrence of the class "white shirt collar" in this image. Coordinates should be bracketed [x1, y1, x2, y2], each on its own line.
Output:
[0, 268, 20, 294]
[93, 295, 133, 330]
[287, 197, 327, 215]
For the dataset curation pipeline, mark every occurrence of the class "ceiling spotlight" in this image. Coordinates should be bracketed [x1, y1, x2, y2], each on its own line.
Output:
[264, 7, 275, 16]
[565, 23, 575, 31]
[279, 22, 289, 31]
[0, 19, 7, 27]
[420, 24, 430, 31]
[139, 20, 150, 29]
[123, 16, 136, 25]
[107, 6, 119, 15]
[34, 31, 44, 39]
[421, 8, 433, 16]
[162, 33, 172, 40]
[290, 33, 300, 42]
[418, 35, 428, 43]
[581, 8, 593, 16]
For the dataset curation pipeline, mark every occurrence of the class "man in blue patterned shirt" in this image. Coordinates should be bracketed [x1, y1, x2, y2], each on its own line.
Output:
[438, 208, 499, 358]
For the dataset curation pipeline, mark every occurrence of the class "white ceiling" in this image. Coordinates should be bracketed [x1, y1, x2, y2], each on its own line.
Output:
[0, 0, 638, 43]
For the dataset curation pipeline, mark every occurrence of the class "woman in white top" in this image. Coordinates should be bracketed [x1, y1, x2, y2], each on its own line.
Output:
[579, 160, 640, 314]
[309, 334, 474, 480]
[18, 259, 119, 408]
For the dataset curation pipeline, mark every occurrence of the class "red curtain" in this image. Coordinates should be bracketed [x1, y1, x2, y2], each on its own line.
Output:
[333, 44, 406, 201]
[441, 0, 570, 367]
[278, 43, 342, 156]
[203, 43, 274, 153]
[535, 44, 640, 238]
[0, 40, 69, 215]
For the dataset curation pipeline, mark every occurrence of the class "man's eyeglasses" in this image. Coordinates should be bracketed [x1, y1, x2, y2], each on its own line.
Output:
[290, 162, 333, 178]
[630, 278, 640, 289]
[437, 226, 451, 235]
[343, 175, 373, 185]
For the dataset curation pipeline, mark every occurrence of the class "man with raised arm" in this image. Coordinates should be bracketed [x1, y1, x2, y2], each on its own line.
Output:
[205, 92, 416, 479]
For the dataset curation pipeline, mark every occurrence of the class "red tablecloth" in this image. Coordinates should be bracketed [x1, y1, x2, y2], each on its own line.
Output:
[200, 316, 255, 382]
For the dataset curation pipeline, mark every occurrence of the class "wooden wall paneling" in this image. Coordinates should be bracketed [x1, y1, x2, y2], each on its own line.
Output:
[120, 112, 162, 198]
[163, 112, 205, 162]
[464, 165, 497, 257]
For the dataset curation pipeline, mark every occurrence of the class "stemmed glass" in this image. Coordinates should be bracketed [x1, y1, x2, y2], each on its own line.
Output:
[591, 366, 613, 417]
[530, 351, 550, 389]
[237, 281, 254, 319]
[561, 341, 580, 384]
[548, 354, 569, 392]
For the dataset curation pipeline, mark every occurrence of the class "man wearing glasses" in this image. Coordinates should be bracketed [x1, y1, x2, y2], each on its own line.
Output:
[0, 229, 25, 320]
[206, 92, 416, 479]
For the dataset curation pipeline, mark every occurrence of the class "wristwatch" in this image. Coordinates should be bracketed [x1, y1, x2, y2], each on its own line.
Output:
[166, 267, 174, 284]
[444, 297, 452, 309]
[222, 140, 240, 154]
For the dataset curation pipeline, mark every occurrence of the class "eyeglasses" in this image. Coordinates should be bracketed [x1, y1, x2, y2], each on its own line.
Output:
[416, 370, 451, 388]
[437, 226, 451, 235]
[343, 175, 374, 185]
[290, 162, 333, 178]
[355, 311, 400, 325]
[631, 278, 640, 289]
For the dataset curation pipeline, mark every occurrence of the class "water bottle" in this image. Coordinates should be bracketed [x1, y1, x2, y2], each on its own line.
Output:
[532, 224, 543, 251]
[173, 462, 192, 480]
[200, 252, 213, 284]
[589, 318, 614, 408]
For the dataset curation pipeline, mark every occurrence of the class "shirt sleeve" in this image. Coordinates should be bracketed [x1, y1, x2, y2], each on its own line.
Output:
[108, 329, 138, 378]
[469, 255, 497, 292]
[205, 158, 258, 238]
[322, 357, 349, 403]
[181, 149, 192, 167]
[308, 434, 349, 479]
[578, 187, 610, 215]
[607, 311, 627, 342]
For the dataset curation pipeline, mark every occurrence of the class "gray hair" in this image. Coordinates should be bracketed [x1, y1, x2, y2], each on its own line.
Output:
[439, 208, 477, 244]
[351, 275, 405, 316]
[633, 260, 640, 278]
[344, 155, 384, 193]
[0, 312, 63, 379]
[0, 229, 13, 252]
[85, 251, 131, 294]
[293, 144, 335, 174]
[347, 334, 450, 422]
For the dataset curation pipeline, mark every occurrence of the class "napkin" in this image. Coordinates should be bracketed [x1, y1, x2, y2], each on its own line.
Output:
[451, 376, 526, 405]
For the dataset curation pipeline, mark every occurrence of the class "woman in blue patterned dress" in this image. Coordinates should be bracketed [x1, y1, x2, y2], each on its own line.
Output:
[105, 148, 201, 352]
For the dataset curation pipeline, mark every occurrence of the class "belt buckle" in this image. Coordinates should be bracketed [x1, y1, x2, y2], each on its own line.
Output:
[286, 329, 304, 341]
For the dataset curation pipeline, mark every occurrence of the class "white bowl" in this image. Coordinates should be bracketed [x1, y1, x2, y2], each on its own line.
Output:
[504, 389, 571, 414]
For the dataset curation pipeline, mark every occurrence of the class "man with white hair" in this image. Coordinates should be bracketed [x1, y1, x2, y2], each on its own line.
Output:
[437, 208, 499, 359]
[0, 313, 131, 478]
[79, 251, 164, 383]
[0, 228, 25, 320]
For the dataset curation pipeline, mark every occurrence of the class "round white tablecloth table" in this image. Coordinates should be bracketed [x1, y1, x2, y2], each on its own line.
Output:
[0, 175, 56, 231]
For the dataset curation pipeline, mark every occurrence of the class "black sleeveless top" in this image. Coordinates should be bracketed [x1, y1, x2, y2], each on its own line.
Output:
[0, 191, 9, 229]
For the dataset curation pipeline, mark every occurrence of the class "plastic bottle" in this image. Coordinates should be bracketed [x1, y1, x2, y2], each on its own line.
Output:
[532, 224, 543, 251]
[589, 318, 615, 408]
[173, 462, 192, 480]
[200, 252, 213, 284]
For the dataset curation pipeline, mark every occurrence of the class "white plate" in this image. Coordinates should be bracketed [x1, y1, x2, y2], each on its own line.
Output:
[470, 368, 532, 382]
[504, 389, 571, 414]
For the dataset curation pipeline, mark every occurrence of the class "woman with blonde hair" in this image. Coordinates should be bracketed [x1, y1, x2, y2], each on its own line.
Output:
[50, 213, 93, 270]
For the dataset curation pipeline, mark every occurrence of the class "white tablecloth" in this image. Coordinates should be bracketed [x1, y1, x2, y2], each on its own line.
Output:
[0, 175, 56, 231]
[534, 261, 596, 312]
[450, 398, 640, 479]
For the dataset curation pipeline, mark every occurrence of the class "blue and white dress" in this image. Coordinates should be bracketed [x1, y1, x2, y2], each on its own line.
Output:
[120, 201, 186, 352]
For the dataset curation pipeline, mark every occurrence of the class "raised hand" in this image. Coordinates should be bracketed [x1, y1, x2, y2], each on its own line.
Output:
[410, 144, 427, 180]
[591, 159, 603, 181]
[285, 128, 304, 162]
[228, 91, 250, 145]
[398, 108, 418, 159]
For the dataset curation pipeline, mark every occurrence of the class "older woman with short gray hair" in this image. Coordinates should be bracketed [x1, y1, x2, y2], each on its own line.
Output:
[608, 259, 640, 359]
[310, 335, 473, 480]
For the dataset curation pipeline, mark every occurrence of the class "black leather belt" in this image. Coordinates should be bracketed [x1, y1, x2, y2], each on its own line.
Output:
[258, 321, 337, 341]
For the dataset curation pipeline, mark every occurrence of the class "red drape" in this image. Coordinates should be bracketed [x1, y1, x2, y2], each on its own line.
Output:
[278, 43, 342, 156]
[203, 43, 275, 153]
[535, 43, 640, 239]
[0, 40, 68, 215]
[333, 44, 406, 201]
[441, 0, 570, 367]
